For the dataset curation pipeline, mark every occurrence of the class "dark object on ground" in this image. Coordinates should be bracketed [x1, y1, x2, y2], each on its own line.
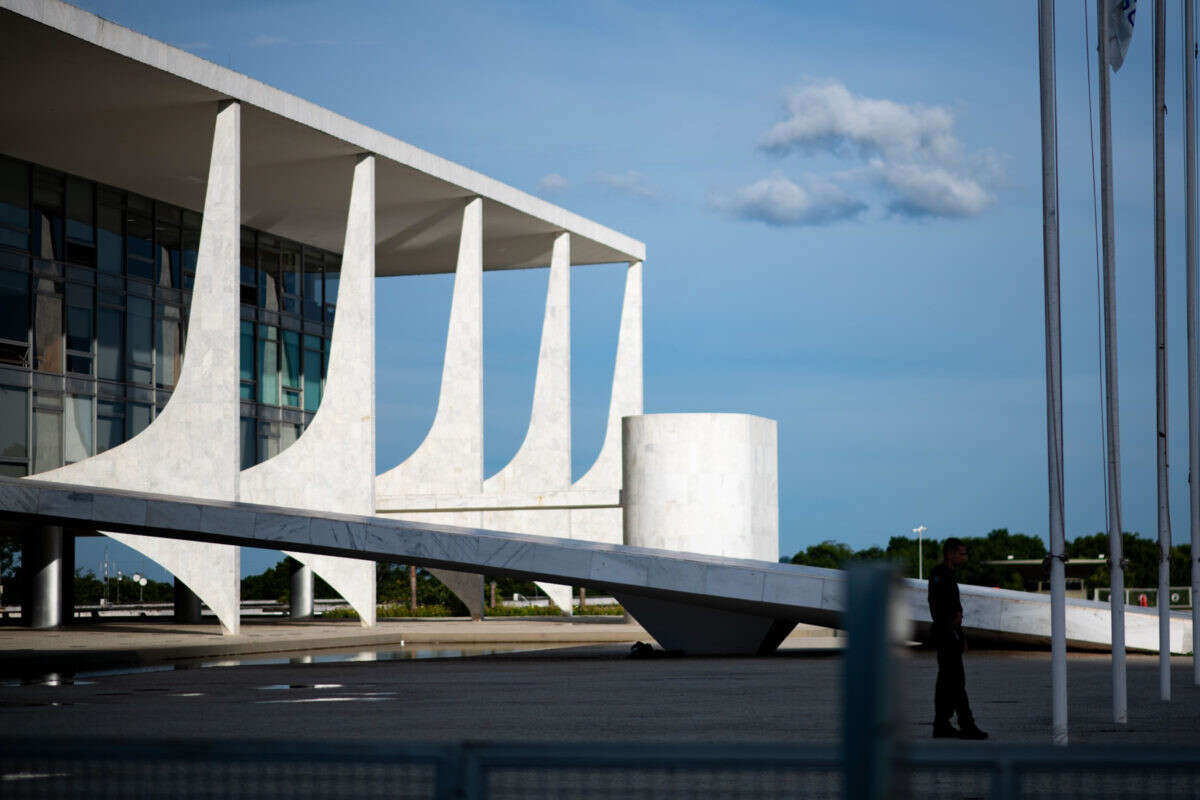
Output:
[628, 642, 655, 658]
[958, 724, 989, 740]
[932, 722, 960, 739]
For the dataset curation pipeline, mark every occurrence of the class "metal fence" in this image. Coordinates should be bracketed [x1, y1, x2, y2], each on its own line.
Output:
[2, 737, 1200, 799]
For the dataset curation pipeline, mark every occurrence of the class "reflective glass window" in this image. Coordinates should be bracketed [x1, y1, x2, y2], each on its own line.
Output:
[66, 283, 93, 375]
[0, 269, 29, 345]
[98, 306, 123, 381]
[257, 237, 280, 311]
[32, 405, 61, 474]
[302, 256, 322, 320]
[0, 386, 27, 460]
[127, 296, 152, 384]
[240, 228, 257, 304]
[324, 258, 340, 323]
[239, 320, 254, 400]
[0, 158, 30, 251]
[257, 324, 278, 405]
[125, 194, 154, 279]
[303, 335, 322, 412]
[127, 401, 152, 437]
[281, 245, 300, 314]
[33, 279, 62, 374]
[97, 188, 123, 274]
[64, 395, 92, 463]
[156, 203, 181, 288]
[240, 417, 255, 469]
[282, 330, 301, 389]
[97, 399, 123, 453]
[156, 304, 181, 388]
[181, 211, 200, 289]
[65, 178, 95, 267]
[32, 170, 64, 261]
[257, 420, 279, 462]
[280, 422, 300, 451]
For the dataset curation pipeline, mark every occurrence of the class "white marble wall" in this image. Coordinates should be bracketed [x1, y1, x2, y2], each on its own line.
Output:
[622, 413, 779, 564]
[238, 153, 378, 626]
[25, 101, 243, 634]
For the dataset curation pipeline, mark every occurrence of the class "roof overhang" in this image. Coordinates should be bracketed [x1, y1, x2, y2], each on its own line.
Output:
[0, 0, 645, 275]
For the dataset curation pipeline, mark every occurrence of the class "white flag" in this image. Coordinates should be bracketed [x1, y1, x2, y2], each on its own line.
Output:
[1107, 0, 1137, 72]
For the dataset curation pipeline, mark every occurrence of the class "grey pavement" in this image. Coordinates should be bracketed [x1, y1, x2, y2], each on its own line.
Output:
[0, 644, 1196, 747]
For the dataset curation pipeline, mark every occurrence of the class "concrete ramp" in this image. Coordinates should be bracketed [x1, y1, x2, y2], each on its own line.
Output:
[1, 477, 1191, 654]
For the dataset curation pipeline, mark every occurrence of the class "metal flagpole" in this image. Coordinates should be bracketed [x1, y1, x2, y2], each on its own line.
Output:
[1037, 0, 1069, 745]
[1186, 0, 1200, 688]
[1098, 0, 1129, 724]
[1153, 0, 1172, 702]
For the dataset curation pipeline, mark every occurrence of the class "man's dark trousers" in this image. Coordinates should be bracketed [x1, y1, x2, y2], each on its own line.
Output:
[934, 625, 975, 728]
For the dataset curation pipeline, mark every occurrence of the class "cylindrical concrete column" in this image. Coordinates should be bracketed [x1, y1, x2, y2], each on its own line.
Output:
[290, 559, 314, 619]
[173, 579, 202, 623]
[27, 526, 63, 629]
[622, 414, 778, 562]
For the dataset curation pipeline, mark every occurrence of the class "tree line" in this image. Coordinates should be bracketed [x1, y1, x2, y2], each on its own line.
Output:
[783, 528, 1194, 592]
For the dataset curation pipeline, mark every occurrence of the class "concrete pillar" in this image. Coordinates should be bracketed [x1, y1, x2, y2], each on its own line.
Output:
[240, 152, 379, 627]
[289, 559, 314, 619]
[569, 260, 643, 548]
[377, 197, 485, 616]
[29, 99, 244, 635]
[26, 526, 62, 629]
[173, 579, 202, 623]
[483, 233, 573, 613]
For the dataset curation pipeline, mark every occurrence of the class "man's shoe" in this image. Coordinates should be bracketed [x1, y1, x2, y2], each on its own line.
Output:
[958, 725, 989, 740]
[932, 723, 959, 738]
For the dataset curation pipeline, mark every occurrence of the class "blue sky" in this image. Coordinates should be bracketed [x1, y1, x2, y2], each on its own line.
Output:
[67, 0, 1198, 581]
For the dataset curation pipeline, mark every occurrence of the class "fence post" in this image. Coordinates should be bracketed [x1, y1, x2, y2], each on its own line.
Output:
[843, 563, 901, 800]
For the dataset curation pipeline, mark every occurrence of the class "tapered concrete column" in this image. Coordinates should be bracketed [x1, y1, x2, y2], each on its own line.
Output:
[377, 198, 484, 616]
[241, 153, 378, 626]
[484, 233, 573, 612]
[289, 560, 314, 619]
[26, 526, 62, 629]
[377, 197, 483, 495]
[173, 579, 202, 624]
[569, 260, 643, 546]
[27, 100, 243, 634]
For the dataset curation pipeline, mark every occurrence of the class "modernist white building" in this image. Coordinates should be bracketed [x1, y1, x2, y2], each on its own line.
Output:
[0, 0, 785, 634]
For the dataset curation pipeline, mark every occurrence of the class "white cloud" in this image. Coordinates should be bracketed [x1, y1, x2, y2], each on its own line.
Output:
[537, 173, 569, 194]
[594, 170, 662, 200]
[711, 174, 866, 227]
[761, 80, 960, 162]
[721, 80, 1001, 223]
[870, 161, 992, 219]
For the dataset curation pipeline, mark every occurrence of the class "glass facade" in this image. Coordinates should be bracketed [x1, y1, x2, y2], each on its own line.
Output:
[0, 153, 342, 476]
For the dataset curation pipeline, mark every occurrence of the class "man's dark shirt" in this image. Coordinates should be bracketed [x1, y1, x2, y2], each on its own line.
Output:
[927, 562, 962, 626]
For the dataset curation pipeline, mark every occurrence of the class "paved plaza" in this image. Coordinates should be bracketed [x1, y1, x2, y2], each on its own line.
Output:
[0, 624, 1196, 747]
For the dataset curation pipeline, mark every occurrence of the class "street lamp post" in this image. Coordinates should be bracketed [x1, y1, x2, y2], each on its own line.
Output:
[913, 526, 927, 580]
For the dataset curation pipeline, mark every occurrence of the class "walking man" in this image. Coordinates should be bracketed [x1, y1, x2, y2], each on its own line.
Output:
[928, 537, 988, 740]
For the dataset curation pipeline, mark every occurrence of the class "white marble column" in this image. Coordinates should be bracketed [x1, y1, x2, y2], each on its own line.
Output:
[376, 198, 485, 616]
[27, 100, 243, 634]
[570, 260, 643, 545]
[377, 197, 484, 496]
[484, 233, 573, 611]
[239, 153, 378, 627]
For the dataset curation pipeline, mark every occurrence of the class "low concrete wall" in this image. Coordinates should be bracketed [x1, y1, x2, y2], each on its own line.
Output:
[622, 413, 778, 563]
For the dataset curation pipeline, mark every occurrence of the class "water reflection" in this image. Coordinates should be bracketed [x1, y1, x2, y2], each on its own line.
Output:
[9, 642, 565, 685]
